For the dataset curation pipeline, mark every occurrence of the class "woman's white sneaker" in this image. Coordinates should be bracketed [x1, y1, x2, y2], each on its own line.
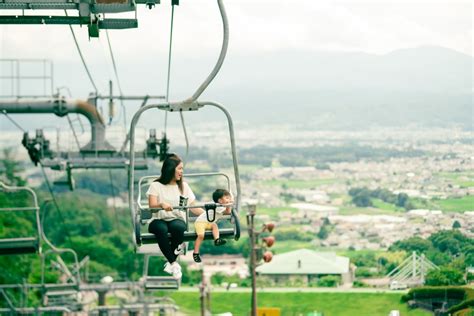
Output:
[170, 262, 182, 280]
[163, 262, 173, 275]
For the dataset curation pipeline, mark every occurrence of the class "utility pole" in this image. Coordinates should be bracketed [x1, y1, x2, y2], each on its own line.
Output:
[247, 204, 257, 316]
[200, 269, 209, 316]
[246, 204, 275, 316]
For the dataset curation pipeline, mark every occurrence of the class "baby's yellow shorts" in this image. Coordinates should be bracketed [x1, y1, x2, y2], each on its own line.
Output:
[195, 222, 213, 235]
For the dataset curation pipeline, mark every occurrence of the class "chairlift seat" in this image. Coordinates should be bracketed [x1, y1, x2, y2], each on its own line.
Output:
[134, 173, 241, 248]
[0, 237, 39, 255]
[139, 227, 236, 245]
[43, 283, 79, 293]
[45, 289, 78, 297]
[144, 276, 179, 290]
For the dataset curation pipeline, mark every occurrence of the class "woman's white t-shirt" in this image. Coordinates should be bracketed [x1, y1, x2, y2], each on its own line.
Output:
[146, 181, 196, 222]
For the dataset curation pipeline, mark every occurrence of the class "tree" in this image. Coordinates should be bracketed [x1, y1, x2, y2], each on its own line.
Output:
[389, 237, 432, 254]
[395, 193, 409, 208]
[317, 225, 329, 240]
[425, 267, 465, 286]
[452, 220, 461, 229]
[0, 148, 25, 186]
[352, 193, 373, 207]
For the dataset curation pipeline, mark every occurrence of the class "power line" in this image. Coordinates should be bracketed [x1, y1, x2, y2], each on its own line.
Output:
[39, 163, 73, 244]
[164, 3, 176, 133]
[105, 30, 127, 129]
[108, 169, 120, 230]
[163, 3, 190, 162]
[64, 10, 98, 95]
[66, 114, 82, 152]
[1, 110, 26, 133]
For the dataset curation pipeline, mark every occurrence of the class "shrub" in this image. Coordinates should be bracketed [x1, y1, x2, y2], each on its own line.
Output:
[353, 280, 370, 288]
[355, 267, 377, 278]
[425, 268, 466, 286]
[316, 275, 341, 287]
[401, 287, 473, 303]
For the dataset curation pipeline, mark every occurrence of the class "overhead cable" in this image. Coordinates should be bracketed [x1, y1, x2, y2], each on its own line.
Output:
[164, 3, 190, 162]
[164, 3, 176, 133]
[66, 114, 82, 152]
[186, 0, 228, 103]
[108, 169, 120, 230]
[105, 30, 127, 128]
[1, 110, 26, 132]
[39, 163, 73, 243]
[64, 10, 98, 95]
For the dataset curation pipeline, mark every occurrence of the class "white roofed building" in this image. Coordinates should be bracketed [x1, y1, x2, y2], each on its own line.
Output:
[256, 249, 354, 286]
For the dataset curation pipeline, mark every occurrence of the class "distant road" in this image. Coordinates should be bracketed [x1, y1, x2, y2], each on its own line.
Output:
[179, 286, 408, 294]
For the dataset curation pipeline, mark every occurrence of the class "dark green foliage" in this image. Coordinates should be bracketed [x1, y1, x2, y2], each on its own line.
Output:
[390, 230, 473, 287]
[43, 170, 128, 195]
[315, 163, 331, 170]
[447, 299, 474, 315]
[425, 268, 466, 286]
[317, 225, 329, 240]
[429, 230, 473, 256]
[389, 237, 432, 254]
[401, 286, 472, 303]
[349, 187, 415, 210]
[192, 236, 249, 257]
[0, 148, 26, 186]
[274, 227, 313, 242]
[352, 280, 370, 288]
[316, 275, 341, 287]
[355, 267, 377, 278]
[348, 187, 373, 207]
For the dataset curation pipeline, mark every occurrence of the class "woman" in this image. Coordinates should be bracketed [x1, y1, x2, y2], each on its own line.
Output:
[146, 154, 203, 279]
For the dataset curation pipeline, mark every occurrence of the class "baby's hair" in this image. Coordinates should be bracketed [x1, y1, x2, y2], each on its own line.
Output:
[212, 189, 231, 203]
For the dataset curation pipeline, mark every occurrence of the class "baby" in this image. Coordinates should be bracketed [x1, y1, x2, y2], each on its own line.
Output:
[192, 189, 233, 262]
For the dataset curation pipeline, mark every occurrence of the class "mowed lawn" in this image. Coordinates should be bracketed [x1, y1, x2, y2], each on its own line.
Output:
[170, 292, 431, 316]
[433, 195, 474, 212]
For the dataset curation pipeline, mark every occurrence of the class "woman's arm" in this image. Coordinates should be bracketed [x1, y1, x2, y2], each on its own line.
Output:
[148, 195, 172, 211]
[189, 201, 204, 216]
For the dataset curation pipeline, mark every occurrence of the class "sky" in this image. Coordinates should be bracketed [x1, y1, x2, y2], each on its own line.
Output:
[0, 0, 472, 131]
[0, 0, 471, 59]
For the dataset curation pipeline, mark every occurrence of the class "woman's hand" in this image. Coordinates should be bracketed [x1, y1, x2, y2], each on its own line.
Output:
[161, 202, 173, 212]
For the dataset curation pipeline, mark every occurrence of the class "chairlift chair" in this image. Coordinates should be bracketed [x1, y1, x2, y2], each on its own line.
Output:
[0, 182, 42, 255]
[134, 172, 240, 250]
[141, 254, 179, 290]
[128, 102, 241, 252]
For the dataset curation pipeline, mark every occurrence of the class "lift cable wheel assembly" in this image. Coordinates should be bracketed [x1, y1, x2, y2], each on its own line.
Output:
[0, 0, 160, 38]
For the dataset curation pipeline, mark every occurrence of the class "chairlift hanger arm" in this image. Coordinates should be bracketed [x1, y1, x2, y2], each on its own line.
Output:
[95, 95, 166, 101]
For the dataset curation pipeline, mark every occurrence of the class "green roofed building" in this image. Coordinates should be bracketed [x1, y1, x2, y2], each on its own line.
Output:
[256, 249, 354, 286]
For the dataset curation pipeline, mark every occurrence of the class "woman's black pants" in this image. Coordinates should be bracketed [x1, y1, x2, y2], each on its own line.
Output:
[148, 219, 186, 263]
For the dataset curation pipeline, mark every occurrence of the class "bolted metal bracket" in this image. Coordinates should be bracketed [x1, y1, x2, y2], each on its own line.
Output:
[22, 130, 55, 166]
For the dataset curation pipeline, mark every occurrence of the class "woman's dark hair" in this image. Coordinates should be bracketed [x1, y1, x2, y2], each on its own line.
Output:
[155, 154, 183, 193]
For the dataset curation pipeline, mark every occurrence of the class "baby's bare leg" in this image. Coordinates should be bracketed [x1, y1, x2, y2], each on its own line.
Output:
[194, 235, 204, 254]
[212, 223, 220, 240]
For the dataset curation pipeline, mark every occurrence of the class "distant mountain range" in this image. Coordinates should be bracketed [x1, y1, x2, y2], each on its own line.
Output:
[200, 46, 472, 129]
[1, 46, 472, 131]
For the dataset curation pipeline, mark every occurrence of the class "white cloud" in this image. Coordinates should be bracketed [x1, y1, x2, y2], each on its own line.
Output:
[0, 0, 471, 61]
